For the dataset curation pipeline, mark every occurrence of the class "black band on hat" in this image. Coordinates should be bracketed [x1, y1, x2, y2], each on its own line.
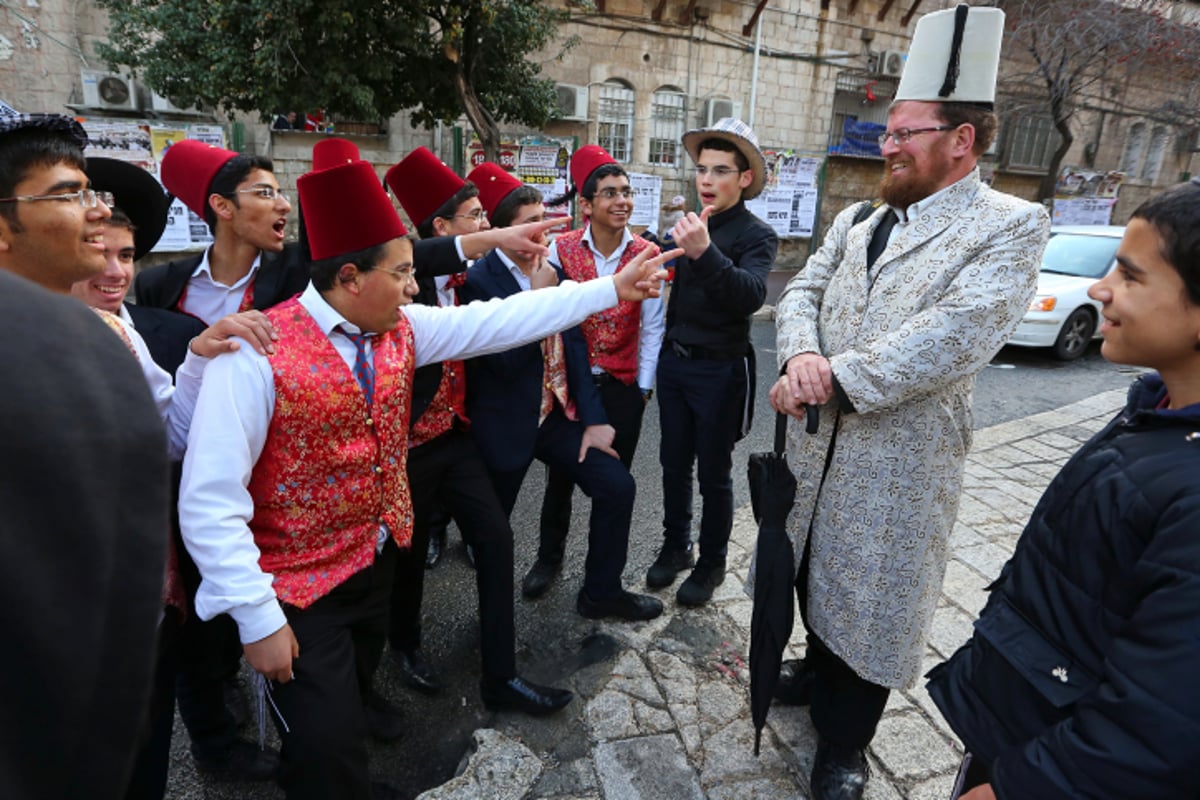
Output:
[939, 4, 970, 99]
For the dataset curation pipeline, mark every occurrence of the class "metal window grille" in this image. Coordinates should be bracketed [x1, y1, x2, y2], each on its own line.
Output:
[1140, 125, 1169, 181]
[828, 71, 895, 157]
[1007, 115, 1060, 171]
[1120, 121, 1147, 175]
[598, 81, 635, 162]
[649, 90, 686, 166]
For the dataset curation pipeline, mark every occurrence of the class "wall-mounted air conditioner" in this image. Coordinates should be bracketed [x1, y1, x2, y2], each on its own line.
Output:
[149, 90, 199, 114]
[875, 50, 906, 78]
[555, 83, 588, 121]
[704, 98, 743, 126]
[81, 69, 138, 111]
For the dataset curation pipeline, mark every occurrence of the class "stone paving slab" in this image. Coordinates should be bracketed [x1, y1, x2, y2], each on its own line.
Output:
[422, 390, 1129, 800]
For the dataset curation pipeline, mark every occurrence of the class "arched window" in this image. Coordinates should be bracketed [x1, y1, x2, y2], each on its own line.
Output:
[597, 79, 635, 163]
[649, 87, 686, 166]
[1120, 121, 1147, 175]
[1140, 125, 1169, 182]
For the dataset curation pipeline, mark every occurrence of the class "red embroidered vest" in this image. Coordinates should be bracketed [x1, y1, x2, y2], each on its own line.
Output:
[410, 287, 468, 447]
[556, 229, 654, 385]
[247, 299, 415, 609]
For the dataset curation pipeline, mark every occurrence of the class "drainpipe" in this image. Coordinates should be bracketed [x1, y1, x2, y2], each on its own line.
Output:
[749, 12, 763, 127]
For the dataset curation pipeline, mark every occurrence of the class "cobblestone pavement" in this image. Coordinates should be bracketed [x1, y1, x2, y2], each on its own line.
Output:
[415, 389, 1130, 800]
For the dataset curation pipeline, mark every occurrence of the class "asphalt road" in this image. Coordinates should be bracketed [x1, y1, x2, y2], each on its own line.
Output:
[167, 319, 1141, 798]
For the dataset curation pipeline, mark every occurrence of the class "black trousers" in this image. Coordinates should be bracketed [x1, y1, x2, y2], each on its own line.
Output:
[795, 533, 890, 750]
[270, 543, 396, 800]
[123, 608, 181, 800]
[486, 407, 635, 600]
[175, 545, 245, 760]
[656, 346, 748, 560]
[538, 375, 645, 563]
[389, 427, 516, 678]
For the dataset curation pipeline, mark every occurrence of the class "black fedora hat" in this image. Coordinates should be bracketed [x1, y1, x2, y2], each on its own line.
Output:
[85, 157, 170, 261]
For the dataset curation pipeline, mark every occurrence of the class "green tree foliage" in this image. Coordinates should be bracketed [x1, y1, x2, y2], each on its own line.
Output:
[97, 0, 575, 161]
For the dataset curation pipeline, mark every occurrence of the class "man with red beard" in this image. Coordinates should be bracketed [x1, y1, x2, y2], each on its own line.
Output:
[765, 7, 1050, 800]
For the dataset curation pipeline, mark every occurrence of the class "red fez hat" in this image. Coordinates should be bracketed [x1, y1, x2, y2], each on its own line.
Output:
[570, 144, 618, 191]
[467, 162, 522, 218]
[312, 137, 360, 171]
[160, 140, 238, 218]
[385, 147, 465, 229]
[298, 160, 408, 261]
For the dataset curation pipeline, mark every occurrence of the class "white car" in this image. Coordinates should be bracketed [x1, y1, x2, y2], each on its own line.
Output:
[1007, 225, 1125, 360]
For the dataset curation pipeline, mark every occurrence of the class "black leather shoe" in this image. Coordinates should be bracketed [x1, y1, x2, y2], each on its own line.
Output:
[364, 689, 405, 742]
[481, 675, 573, 716]
[521, 557, 561, 599]
[774, 657, 815, 706]
[675, 557, 726, 607]
[645, 542, 695, 588]
[393, 647, 443, 695]
[424, 529, 444, 569]
[576, 589, 664, 621]
[810, 740, 869, 800]
[223, 675, 252, 728]
[193, 739, 280, 782]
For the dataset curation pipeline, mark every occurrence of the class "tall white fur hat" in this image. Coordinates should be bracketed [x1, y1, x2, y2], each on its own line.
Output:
[895, 4, 1005, 107]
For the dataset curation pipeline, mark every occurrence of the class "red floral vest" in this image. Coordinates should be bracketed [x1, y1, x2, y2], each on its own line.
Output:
[247, 299, 415, 609]
[410, 288, 468, 446]
[555, 229, 655, 385]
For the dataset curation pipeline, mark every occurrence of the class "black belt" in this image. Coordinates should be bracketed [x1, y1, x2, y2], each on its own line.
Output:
[669, 340, 743, 361]
[592, 371, 619, 386]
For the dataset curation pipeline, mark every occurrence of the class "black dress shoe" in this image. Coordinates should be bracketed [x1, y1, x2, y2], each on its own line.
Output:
[223, 675, 252, 727]
[424, 529, 444, 569]
[193, 739, 280, 782]
[576, 589, 664, 621]
[364, 689, 405, 742]
[645, 542, 695, 588]
[481, 675, 573, 716]
[393, 647, 443, 695]
[774, 657, 814, 706]
[810, 740, 869, 800]
[521, 557, 561, 599]
[675, 557, 726, 607]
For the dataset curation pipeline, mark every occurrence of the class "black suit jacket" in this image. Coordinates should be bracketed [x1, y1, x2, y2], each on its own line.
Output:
[0, 271, 168, 800]
[458, 250, 606, 472]
[133, 242, 311, 313]
[125, 303, 207, 378]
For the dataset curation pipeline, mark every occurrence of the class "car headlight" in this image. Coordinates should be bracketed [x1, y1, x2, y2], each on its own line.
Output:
[1029, 295, 1057, 312]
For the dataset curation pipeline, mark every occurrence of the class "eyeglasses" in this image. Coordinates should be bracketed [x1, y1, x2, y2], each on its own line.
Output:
[227, 186, 289, 203]
[594, 187, 634, 200]
[0, 189, 115, 208]
[378, 265, 416, 281]
[449, 209, 487, 222]
[876, 126, 957, 148]
[693, 166, 742, 178]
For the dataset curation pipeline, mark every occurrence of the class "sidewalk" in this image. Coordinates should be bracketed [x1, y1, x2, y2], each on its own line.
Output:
[416, 389, 1129, 800]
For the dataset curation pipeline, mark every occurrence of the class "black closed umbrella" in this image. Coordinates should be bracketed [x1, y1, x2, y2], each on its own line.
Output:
[748, 406, 817, 756]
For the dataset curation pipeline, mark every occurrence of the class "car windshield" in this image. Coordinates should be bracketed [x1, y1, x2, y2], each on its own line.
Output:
[1040, 233, 1121, 279]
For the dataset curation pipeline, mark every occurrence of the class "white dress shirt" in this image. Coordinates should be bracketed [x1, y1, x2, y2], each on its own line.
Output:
[180, 277, 620, 644]
[548, 225, 664, 391]
[109, 312, 206, 461]
[181, 248, 263, 325]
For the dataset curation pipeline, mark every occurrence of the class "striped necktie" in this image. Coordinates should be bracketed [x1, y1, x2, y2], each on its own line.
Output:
[338, 326, 375, 406]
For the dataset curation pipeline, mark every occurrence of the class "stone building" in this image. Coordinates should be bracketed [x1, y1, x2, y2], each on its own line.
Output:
[2, 0, 1197, 268]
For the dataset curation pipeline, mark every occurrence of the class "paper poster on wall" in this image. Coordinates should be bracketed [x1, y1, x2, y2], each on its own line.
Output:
[1051, 197, 1117, 226]
[150, 127, 188, 161]
[83, 121, 153, 164]
[186, 125, 226, 149]
[627, 172, 663, 234]
[467, 133, 573, 218]
[789, 186, 819, 237]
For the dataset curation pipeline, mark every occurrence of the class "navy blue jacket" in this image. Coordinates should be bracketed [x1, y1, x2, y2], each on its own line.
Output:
[458, 249, 606, 472]
[927, 374, 1200, 798]
[124, 303, 206, 379]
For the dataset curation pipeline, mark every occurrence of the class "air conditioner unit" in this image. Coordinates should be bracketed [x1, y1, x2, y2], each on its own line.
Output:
[81, 69, 138, 111]
[149, 90, 198, 114]
[876, 50, 906, 78]
[704, 98, 743, 126]
[554, 83, 588, 122]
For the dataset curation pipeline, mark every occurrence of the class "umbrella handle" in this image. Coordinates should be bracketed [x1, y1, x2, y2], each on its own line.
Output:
[774, 406, 820, 453]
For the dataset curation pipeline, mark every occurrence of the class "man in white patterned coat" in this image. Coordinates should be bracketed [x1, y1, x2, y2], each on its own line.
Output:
[765, 7, 1051, 800]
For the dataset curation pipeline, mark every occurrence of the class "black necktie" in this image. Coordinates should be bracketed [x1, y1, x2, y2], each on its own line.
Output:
[866, 210, 898, 269]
